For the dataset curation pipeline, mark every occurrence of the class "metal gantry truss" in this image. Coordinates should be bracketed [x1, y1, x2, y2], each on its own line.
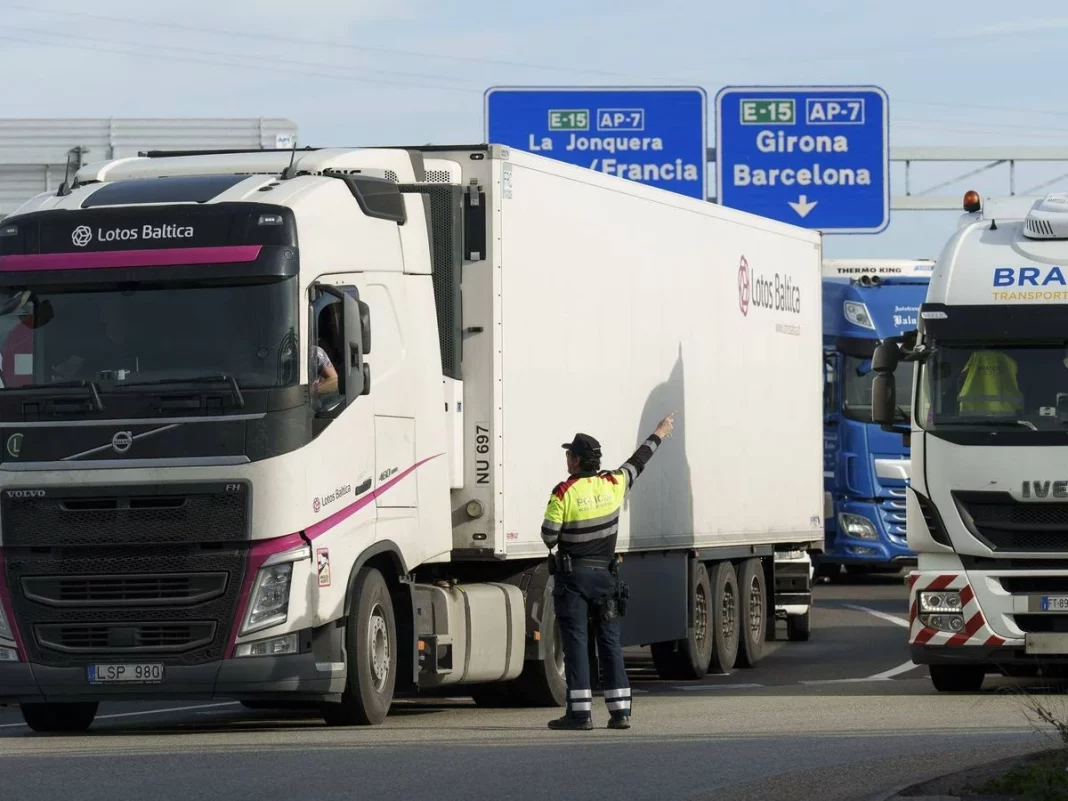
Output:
[706, 146, 1068, 211]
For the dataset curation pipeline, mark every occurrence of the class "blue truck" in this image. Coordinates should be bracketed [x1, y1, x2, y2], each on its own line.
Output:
[817, 259, 933, 581]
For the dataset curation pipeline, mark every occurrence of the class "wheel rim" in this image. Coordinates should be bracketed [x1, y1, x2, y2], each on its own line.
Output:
[722, 582, 736, 644]
[367, 602, 390, 692]
[694, 582, 709, 651]
[748, 576, 763, 642]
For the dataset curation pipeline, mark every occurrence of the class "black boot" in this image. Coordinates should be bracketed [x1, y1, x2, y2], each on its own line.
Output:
[607, 715, 631, 730]
[547, 714, 593, 731]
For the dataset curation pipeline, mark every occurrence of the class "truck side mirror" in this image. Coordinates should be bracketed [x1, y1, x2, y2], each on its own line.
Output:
[871, 372, 896, 427]
[871, 340, 900, 374]
[342, 291, 368, 397]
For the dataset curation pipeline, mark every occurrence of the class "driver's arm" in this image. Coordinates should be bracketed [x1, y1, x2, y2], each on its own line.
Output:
[314, 346, 338, 395]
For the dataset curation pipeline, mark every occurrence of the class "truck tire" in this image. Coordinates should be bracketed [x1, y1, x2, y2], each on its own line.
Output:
[321, 566, 397, 726]
[509, 579, 567, 707]
[930, 664, 985, 692]
[20, 702, 98, 733]
[786, 610, 811, 642]
[736, 558, 766, 668]
[708, 561, 740, 675]
[650, 562, 713, 680]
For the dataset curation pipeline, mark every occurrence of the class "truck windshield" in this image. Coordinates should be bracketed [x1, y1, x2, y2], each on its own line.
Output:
[0, 278, 299, 390]
[843, 354, 912, 423]
[917, 342, 1068, 431]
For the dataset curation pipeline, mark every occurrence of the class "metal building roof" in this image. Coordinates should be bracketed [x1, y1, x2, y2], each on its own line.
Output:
[0, 117, 298, 218]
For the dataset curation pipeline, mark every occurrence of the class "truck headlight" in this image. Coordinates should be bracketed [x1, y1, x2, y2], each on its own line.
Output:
[919, 590, 963, 613]
[839, 513, 878, 541]
[0, 601, 12, 642]
[234, 633, 299, 658]
[843, 301, 875, 330]
[920, 613, 965, 633]
[242, 563, 294, 635]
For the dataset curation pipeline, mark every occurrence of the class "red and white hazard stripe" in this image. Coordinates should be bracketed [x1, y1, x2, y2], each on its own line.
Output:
[907, 571, 1007, 648]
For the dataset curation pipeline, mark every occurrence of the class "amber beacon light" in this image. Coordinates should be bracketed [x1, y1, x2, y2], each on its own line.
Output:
[963, 190, 982, 213]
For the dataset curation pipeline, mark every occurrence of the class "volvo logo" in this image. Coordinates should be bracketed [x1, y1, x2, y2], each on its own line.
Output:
[111, 430, 133, 454]
[6, 433, 22, 459]
[6, 489, 44, 498]
[71, 225, 93, 247]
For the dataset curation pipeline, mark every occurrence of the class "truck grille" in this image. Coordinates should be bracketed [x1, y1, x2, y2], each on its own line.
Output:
[3, 482, 250, 668]
[35, 621, 216, 654]
[1, 482, 249, 547]
[954, 491, 1068, 552]
[21, 573, 228, 607]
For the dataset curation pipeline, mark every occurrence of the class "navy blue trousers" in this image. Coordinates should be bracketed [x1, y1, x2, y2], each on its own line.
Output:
[553, 565, 632, 720]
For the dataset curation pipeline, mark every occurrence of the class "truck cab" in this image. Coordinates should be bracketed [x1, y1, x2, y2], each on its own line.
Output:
[873, 191, 1068, 692]
[819, 259, 932, 579]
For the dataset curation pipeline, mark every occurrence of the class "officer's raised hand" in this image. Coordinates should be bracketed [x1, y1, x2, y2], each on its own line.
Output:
[654, 412, 676, 440]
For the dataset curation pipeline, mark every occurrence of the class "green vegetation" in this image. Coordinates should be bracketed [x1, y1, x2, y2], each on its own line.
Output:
[968, 749, 1068, 800]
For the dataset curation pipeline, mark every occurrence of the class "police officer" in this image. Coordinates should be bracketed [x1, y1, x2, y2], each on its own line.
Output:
[541, 412, 675, 730]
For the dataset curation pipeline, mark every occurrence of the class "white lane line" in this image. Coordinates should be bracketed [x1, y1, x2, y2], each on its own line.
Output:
[868, 659, 922, 681]
[675, 683, 764, 692]
[0, 701, 239, 729]
[842, 603, 910, 629]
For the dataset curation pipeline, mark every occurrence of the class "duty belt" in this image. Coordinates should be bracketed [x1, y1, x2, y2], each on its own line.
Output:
[570, 556, 612, 569]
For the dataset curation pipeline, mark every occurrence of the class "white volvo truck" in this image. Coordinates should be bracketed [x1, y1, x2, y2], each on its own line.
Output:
[872, 190, 1068, 691]
[0, 145, 822, 731]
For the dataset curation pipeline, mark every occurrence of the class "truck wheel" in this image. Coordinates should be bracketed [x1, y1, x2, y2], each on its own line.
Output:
[736, 559, 766, 668]
[510, 579, 567, 707]
[786, 610, 811, 642]
[321, 566, 397, 726]
[20, 702, 98, 733]
[708, 561, 740, 674]
[930, 664, 985, 692]
[650, 562, 713, 680]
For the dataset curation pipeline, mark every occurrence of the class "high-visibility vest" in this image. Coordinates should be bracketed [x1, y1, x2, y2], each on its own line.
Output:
[957, 350, 1023, 415]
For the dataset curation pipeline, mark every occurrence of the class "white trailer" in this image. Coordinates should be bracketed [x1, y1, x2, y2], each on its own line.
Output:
[0, 144, 823, 731]
[872, 190, 1068, 691]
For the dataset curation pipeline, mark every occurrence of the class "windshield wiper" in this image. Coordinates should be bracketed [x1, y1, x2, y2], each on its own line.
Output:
[116, 374, 245, 409]
[945, 419, 1036, 430]
[10, 380, 104, 412]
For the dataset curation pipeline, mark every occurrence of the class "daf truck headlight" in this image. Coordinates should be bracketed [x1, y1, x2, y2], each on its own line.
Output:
[839, 513, 878, 541]
[843, 301, 875, 330]
[242, 563, 294, 635]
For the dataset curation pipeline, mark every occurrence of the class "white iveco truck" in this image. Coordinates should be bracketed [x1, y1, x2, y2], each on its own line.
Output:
[0, 145, 822, 732]
[872, 190, 1068, 691]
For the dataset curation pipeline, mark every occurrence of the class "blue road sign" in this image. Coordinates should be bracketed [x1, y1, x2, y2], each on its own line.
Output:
[715, 86, 889, 233]
[485, 86, 707, 200]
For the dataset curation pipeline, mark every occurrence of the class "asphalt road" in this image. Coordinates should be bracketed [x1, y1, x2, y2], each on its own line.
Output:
[0, 576, 1059, 801]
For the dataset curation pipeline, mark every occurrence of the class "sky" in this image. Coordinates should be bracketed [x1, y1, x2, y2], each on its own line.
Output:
[4, 0, 1068, 258]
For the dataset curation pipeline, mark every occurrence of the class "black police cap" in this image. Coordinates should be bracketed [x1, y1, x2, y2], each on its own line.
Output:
[562, 433, 601, 458]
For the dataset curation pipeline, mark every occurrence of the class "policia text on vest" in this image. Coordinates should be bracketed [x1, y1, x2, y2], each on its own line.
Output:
[541, 413, 676, 731]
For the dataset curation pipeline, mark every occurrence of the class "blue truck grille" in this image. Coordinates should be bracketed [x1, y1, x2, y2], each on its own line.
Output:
[879, 491, 908, 543]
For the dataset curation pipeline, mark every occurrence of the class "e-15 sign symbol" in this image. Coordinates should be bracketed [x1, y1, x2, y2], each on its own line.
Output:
[740, 99, 795, 125]
[548, 109, 589, 131]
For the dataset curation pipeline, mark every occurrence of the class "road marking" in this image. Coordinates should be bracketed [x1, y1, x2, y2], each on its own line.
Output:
[0, 701, 239, 730]
[842, 603, 910, 629]
[675, 683, 763, 692]
[867, 660, 922, 681]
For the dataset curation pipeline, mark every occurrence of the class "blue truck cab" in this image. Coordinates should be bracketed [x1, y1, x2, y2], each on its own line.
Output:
[818, 259, 933, 579]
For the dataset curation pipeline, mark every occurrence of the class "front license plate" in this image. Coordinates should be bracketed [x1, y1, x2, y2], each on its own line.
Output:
[1041, 595, 1068, 612]
[87, 663, 165, 684]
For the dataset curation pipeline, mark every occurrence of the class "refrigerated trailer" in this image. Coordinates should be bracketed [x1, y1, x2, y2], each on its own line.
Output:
[0, 144, 823, 731]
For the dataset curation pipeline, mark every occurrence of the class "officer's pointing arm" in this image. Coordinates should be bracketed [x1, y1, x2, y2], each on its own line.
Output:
[618, 413, 675, 495]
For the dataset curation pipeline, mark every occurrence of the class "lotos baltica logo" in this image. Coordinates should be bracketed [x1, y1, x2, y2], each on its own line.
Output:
[71, 225, 93, 247]
[738, 256, 751, 316]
